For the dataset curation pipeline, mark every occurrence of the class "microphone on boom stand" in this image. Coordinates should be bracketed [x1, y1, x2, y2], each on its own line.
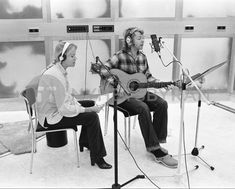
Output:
[150, 34, 162, 58]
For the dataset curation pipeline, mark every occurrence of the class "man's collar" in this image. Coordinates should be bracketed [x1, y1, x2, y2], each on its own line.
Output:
[122, 48, 141, 55]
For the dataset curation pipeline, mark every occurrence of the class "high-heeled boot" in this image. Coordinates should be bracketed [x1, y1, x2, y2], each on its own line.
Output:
[79, 143, 90, 152]
[91, 158, 112, 169]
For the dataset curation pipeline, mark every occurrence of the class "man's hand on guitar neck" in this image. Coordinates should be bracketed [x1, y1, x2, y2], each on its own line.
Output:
[153, 79, 176, 90]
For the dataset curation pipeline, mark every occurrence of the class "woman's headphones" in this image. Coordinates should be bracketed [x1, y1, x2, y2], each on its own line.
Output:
[59, 42, 71, 61]
[125, 27, 139, 46]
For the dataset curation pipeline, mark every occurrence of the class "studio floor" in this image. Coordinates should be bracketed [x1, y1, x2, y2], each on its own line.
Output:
[0, 93, 235, 188]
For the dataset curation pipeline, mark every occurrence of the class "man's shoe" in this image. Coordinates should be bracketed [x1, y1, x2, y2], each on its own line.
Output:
[154, 154, 178, 169]
[160, 147, 168, 154]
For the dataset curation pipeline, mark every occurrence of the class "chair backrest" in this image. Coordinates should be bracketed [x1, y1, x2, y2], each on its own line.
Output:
[20, 88, 38, 132]
[21, 88, 36, 106]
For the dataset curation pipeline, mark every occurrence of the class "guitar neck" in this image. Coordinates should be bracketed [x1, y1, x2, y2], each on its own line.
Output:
[138, 81, 175, 89]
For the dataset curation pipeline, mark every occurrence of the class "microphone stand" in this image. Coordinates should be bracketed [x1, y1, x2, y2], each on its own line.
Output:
[158, 39, 235, 175]
[157, 40, 211, 176]
[190, 86, 215, 171]
[96, 57, 145, 188]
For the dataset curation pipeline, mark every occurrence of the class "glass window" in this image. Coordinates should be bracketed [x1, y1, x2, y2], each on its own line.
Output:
[0, 41, 45, 98]
[119, 0, 175, 18]
[53, 39, 111, 96]
[183, 0, 235, 18]
[51, 0, 110, 19]
[181, 38, 230, 90]
[0, 0, 42, 19]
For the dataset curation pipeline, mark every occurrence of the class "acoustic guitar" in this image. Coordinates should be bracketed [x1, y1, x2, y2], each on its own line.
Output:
[90, 63, 178, 105]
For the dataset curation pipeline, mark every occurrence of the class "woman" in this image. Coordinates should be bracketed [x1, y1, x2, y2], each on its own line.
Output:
[36, 41, 112, 169]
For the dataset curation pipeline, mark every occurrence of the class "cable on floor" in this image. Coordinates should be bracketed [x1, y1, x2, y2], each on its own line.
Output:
[117, 129, 161, 189]
[182, 121, 191, 188]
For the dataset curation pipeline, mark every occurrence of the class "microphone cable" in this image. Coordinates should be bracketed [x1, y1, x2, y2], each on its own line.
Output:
[157, 56, 182, 68]
[152, 40, 193, 188]
[182, 121, 191, 189]
[178, 72, 196, 189]
[84, 32, 98, 96]
[151, 38, 182, 68]
[87, 34, 96, 60]
[84, 33, 89, 96]
[117, 129, 161, 189]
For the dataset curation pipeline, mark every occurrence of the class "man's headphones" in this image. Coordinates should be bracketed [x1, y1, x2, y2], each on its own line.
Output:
[59, 42, 71, 61]
[125, 27, 139, 46]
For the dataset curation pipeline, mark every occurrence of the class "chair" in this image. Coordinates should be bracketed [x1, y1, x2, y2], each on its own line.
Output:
[104, 103, 137, 149]
[20, 87, 80, 174]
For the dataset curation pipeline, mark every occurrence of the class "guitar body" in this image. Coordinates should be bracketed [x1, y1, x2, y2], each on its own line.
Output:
[100, 69, 147, 105]
[98, 69, 176, 105]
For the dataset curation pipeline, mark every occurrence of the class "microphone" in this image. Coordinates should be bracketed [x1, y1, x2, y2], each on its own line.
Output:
[150, 34, 161, 53]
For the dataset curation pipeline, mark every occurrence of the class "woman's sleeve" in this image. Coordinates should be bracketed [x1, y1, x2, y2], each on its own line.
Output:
[51, 77, 85, 117]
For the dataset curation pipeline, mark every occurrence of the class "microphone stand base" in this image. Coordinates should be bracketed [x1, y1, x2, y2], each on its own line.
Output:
[112, 183, 121, 189]
[112, 175, 145, 188]
[191, 146, 215, 171]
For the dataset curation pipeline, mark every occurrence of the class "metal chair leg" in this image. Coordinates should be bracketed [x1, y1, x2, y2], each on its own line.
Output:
[132, 116, 137, 129]
[104, 103, 109, 136]
[33, 134, 37, 153]
[124, 116, 131, 150]
[73, 130, 80, 168]
[128, 116, 131, 149]
[30, 132, 35, 174]
[124, 118, 127, 149]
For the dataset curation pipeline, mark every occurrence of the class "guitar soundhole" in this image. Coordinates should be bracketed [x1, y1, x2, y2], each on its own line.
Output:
[129, 81, 139, 92]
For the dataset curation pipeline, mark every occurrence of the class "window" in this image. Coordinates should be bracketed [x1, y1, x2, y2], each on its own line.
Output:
[0, 0, 42, 19]
[50, 0, 110, 19]
[119, 0, 175, 18]
[0, 41, 45, 97]
[183, 0, 235, 18]
[181, 38, 230, 90]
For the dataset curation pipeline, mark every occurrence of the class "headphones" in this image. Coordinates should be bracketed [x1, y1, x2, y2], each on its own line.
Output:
[125, 27, 139, 46]
[59, 42, 71, 61]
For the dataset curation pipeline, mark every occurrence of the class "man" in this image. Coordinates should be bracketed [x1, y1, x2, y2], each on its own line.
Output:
[102, 27, 178, 168]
